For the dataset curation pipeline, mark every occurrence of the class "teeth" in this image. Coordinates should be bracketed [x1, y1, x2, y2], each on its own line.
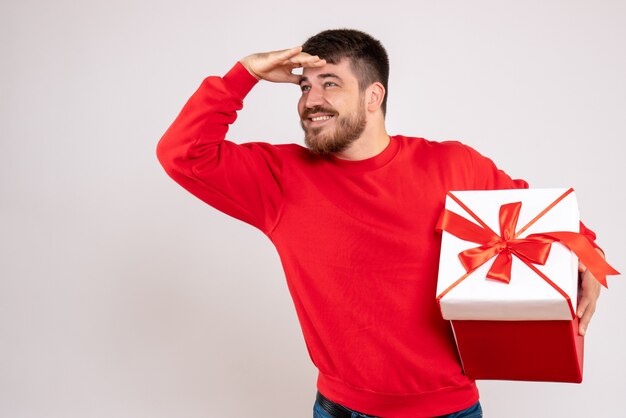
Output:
[311, 115, 332, 122]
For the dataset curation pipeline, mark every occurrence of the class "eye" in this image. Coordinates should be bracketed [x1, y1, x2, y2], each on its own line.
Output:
[300, 85, 311, 92]
[324, 81, 338, 88]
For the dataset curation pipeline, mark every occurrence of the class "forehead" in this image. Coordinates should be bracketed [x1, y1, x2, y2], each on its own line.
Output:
[301, 59, 358, 83]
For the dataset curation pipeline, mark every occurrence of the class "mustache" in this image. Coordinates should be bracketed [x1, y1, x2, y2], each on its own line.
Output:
[301, 106, 338, 119]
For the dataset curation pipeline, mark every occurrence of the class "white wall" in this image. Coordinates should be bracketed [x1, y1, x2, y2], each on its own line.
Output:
[1, 0, 624, 417]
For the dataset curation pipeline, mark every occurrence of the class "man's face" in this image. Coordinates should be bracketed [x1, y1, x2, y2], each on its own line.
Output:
[298, 59, 367, 155]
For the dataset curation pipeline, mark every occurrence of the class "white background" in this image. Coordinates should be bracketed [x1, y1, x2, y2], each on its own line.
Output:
[1, 0, 624, 417]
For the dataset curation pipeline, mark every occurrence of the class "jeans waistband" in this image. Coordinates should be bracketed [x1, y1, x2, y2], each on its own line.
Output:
[316, 392, 375, 418]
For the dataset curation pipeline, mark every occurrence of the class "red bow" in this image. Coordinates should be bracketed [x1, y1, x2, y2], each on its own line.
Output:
[436, 199, 618, 288]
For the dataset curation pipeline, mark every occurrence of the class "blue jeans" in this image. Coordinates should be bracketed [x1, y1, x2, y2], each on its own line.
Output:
[313, 398, 482, 418]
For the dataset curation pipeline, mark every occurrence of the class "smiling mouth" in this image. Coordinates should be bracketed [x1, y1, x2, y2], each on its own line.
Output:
[311, 115, 333, 122]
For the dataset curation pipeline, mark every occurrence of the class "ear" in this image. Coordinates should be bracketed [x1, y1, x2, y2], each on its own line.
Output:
[366, 82, 386, 112]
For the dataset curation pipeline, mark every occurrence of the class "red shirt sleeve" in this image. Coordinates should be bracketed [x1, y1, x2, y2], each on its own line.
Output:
[464, 144, 529, 190]
[156, 63, 285, 233]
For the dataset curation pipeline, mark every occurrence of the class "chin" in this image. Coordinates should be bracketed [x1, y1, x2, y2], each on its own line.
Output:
[305, 136, 352, 155]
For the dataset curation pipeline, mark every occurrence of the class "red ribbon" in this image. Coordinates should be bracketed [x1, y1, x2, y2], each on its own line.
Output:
[436, 191, 619, 289]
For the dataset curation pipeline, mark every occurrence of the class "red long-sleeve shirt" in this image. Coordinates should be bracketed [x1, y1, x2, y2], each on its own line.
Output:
[157, 63, 598, 417]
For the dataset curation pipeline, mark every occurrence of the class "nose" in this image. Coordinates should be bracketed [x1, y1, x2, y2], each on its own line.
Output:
[304, 86, 324, 108]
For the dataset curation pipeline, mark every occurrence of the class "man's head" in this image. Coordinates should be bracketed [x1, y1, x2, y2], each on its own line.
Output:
[302, 29, 389, 115]
[298, 29, 389, 155]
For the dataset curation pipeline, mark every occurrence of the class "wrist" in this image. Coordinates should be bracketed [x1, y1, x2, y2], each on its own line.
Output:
[238, 58, 262, 81]
[223, 62, 259, 99]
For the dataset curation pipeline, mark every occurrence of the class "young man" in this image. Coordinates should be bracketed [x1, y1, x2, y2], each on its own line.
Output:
[157, 29, 602, 418]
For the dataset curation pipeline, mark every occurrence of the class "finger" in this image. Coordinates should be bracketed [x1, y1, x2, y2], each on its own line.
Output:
[284, 73, 303, 84]
[581, 271, 602, 305]
[578, 260, 587, 273]
[577, 296, 590, 319]
[303, 57, 327, 68]
[273, 46, 303, 62]
[278, 55, 326, 84]
[578, 271, 600, 316]
[578, 301, 596, 336]
[286, 53, 326, 68]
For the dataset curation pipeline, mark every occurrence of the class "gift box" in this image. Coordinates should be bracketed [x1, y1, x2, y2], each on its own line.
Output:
[435, 188, 616, 383]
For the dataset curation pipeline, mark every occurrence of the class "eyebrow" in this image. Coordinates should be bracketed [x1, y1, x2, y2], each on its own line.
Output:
[299, 73, 343, 85]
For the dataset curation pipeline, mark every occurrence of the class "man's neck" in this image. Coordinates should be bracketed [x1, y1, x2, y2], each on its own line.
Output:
[332, 124, 390, 161]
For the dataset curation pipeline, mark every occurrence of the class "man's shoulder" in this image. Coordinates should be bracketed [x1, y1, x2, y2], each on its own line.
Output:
[393, 135, 475, 159]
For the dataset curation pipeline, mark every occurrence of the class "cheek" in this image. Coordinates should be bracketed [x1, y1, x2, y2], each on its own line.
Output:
[297, 97, 305, 117]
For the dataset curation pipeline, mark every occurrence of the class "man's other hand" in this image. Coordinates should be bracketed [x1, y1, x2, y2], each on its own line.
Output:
[239, 46, 326, 84]
[577, 248, 605, 336]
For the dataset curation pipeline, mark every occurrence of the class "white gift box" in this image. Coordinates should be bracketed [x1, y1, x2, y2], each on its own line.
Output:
[436, 188, 580, 321]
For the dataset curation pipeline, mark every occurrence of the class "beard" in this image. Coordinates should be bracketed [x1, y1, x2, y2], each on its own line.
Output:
[301, 104, 367, 155]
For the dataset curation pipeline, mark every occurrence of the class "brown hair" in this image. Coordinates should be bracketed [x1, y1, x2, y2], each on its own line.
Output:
[302, 29, 390, 114]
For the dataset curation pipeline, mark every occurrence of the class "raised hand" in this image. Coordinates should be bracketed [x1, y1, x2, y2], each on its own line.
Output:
[239, 46, 326, 84]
